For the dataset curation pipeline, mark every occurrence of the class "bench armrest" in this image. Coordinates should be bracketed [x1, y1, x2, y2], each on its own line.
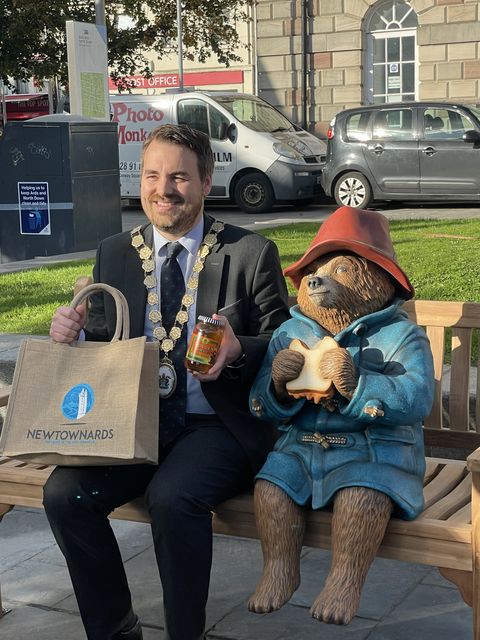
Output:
[467, 447, 480, 474]
[0, 386, 11, 408]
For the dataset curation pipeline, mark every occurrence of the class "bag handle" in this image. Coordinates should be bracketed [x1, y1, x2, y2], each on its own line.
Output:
[70, 283, 130, 341]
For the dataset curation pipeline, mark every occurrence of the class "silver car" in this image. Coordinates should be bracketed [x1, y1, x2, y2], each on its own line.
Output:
[321, 102, 480, 208]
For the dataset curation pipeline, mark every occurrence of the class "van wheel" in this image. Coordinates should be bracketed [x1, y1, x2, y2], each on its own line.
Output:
[334, 172, 372, 208]
[234, 173, 275, 214]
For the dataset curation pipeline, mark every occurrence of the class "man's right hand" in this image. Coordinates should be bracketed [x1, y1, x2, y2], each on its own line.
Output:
[49, 305, 87, 343]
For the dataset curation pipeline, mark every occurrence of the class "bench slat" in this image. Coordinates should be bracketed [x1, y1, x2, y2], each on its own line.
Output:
[450, 327, 472, 431]
[0, 457, 55, 485]
[377, 532, 472, 571]
[403, 300, 480, 329]
[447, 502, 471, 524]
[424, 459, 443, 484]
[424, 326, 445, 431]
[421, 474, 471, 520]
[423, 463, 467, 508]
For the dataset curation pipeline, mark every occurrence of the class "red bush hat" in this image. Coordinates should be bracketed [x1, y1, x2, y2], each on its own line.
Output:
[284, 206, 414, 299]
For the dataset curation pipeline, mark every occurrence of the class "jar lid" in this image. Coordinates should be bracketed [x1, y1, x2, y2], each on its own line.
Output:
[198, 315, 225, 326]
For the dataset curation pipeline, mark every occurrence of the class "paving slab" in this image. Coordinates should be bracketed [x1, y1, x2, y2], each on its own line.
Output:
[0, 605, 87, 640]
[290, 548, 432, 621]
[370, 598, 471, 640]
[0, 508, 58, 572]
[210, 600, 378, 640]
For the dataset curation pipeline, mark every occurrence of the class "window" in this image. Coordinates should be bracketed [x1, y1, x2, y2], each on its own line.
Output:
[213, 95, 294, 133]
[345, 112, 370, 141]
[177, 99, 230, 139]
[208, 106, 229, 140]
[364, 1, 418, 104]
[423, 108, 475, 140]
[177, 100, 209, 135]
[372, 108, 414, 139]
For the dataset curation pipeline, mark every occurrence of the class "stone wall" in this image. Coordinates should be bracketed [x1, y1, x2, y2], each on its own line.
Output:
[255, 0, 480, 135]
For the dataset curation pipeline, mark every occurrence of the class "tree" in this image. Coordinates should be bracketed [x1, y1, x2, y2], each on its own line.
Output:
[0, 0, 253, 90]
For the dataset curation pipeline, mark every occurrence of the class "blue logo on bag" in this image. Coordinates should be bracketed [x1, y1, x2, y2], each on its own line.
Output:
[62, 384, 95, 420]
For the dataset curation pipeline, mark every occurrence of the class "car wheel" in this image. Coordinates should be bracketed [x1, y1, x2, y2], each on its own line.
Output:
[234, 173, 275, 214]
[334, 172, 372, 208]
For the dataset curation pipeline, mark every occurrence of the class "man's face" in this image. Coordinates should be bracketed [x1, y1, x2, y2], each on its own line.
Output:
[140, 140, 212, 239]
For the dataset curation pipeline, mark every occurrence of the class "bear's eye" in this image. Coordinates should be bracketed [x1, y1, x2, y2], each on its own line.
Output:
[335, 265, 348, 274]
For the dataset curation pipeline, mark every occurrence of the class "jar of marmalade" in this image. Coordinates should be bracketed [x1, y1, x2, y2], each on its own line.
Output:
[185, 316, 225, 373]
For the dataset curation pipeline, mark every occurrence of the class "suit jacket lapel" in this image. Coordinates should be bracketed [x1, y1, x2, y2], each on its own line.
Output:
[124, 223, 152, 338]
[197, 214, 225, 317]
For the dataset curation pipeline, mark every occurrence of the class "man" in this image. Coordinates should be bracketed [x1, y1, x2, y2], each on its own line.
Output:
[44, 124, 289, 640]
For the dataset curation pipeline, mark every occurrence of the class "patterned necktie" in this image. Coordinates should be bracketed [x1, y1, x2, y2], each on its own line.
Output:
[159, 241, 187, 446]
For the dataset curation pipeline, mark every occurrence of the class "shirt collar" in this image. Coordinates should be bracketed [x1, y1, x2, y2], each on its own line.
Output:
[152, 216, 204, 257]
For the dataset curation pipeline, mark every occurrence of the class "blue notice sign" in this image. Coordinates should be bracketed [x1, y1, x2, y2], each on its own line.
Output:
[18, 182, 51, 235]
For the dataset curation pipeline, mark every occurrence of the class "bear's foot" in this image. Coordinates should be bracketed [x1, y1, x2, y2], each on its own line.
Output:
[310, 577, 360, 625]
[248, 562, 300, 613]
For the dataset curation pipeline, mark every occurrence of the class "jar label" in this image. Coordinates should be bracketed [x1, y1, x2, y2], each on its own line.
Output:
[186, 335, 220, 365]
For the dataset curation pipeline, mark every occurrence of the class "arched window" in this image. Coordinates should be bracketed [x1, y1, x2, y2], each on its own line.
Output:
[364, 0, 418, 104]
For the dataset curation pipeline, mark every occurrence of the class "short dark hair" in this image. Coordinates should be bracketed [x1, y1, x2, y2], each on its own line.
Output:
[141, 124, 214, 182]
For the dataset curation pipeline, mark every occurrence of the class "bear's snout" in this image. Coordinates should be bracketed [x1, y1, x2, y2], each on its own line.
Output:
[307, 276, 324, 290]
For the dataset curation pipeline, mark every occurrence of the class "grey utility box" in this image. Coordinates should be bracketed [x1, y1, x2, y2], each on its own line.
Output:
[0, 115, 122, 263]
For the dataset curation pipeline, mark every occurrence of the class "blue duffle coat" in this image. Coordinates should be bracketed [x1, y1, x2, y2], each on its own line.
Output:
[249, 300, 435, 520]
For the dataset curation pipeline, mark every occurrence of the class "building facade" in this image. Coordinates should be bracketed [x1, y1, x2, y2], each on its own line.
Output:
[127, 4, 256, 95]
[255, 0, 480, 135]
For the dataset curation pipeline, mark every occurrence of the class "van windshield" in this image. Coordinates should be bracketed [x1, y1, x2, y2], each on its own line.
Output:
[212, 95, 295, 133]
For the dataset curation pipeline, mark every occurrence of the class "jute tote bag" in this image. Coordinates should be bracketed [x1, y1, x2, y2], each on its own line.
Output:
[0, 283, 159, 465]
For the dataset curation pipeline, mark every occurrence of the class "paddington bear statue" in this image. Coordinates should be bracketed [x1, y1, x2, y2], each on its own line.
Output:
[248, 206, 435, 625]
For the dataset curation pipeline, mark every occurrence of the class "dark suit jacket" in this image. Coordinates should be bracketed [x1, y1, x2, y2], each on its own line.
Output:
[84, 214, 290, 473]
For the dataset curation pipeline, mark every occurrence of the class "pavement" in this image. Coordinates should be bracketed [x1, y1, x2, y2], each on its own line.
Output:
[0, 203, 477, 639]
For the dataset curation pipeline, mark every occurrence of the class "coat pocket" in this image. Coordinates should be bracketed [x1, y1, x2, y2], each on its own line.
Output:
[365, 425, 418, 475]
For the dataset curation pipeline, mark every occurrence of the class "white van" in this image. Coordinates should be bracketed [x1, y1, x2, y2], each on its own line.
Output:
[110, 92, 326, 213]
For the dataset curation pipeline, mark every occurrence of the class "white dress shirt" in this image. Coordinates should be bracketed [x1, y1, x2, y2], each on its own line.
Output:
[144, 218, 215, 415]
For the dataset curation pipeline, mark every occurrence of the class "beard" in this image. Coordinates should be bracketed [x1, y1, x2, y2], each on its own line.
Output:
[142, 194, 204, 238]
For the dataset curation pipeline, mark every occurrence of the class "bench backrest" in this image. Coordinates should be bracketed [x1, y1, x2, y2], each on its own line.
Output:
[286, 295, 480, 452]
[404, 299, 480, 452]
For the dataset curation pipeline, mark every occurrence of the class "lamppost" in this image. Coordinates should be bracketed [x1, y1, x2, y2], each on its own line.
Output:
[95, 0, 106, 28]
[177, 0, 184, 91]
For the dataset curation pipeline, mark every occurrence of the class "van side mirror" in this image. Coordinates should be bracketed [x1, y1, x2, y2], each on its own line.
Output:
[227, 123, 237, 143]
[463, 130, 480, 144]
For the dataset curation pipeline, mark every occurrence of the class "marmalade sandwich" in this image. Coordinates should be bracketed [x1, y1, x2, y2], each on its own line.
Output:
[286, 336, 340, 403]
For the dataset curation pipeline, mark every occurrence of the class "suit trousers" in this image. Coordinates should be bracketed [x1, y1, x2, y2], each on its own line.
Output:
[43, 419, 253, 640]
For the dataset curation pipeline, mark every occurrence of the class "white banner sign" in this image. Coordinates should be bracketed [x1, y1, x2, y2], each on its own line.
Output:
[66, 21, 109, 120]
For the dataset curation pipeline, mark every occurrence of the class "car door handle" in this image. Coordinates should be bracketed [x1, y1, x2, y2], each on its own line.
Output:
[368, 144, 384, 155]
[422, 146, 437, 156]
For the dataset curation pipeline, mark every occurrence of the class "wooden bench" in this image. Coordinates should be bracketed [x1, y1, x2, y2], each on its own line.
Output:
[1, 298, 480, 638]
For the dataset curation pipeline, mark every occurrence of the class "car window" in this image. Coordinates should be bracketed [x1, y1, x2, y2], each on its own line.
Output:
[372, 109, 414, 140]
[423, 108, 474, 139]
[345, 112, 370, 141]
[177, 99, 209, 135]
[208, 105, 230, 140]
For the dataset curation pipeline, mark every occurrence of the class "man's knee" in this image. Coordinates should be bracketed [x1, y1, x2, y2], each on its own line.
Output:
[146, 486, 211, 531]
[43, 469, 86, 520]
